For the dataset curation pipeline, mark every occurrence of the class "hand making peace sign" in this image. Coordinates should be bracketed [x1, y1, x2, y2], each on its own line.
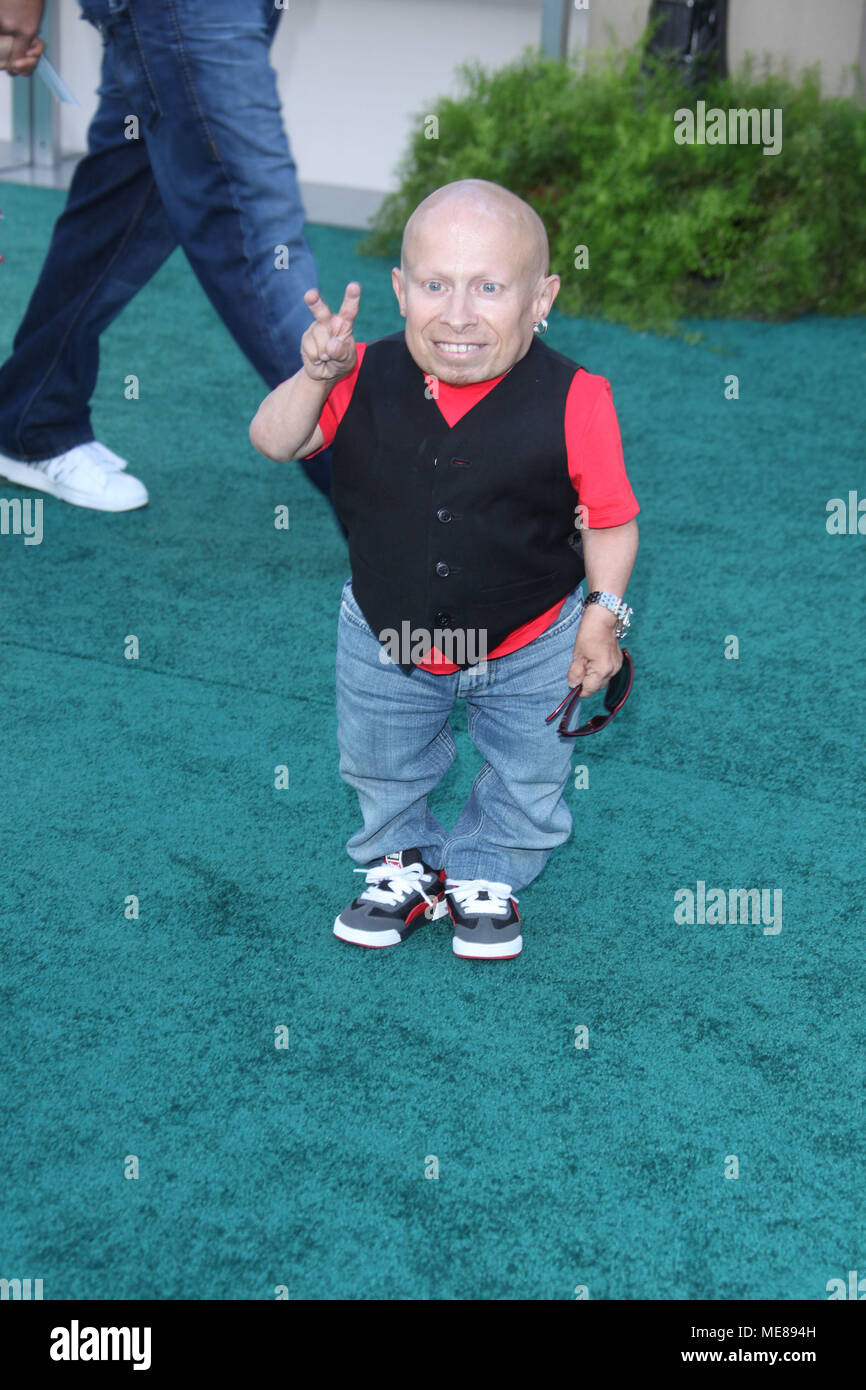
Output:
[300, 282, 362, 382]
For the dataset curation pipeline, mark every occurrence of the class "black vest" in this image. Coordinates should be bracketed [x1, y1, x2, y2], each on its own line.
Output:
[331, 331, 586, 674]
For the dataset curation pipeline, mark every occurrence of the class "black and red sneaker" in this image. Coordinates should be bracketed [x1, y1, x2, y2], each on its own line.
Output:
[446, 878, 522, 959]
[333, 849, 448, 948]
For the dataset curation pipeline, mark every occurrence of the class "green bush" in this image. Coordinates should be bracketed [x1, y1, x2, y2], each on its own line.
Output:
[358, 48, 866, 333]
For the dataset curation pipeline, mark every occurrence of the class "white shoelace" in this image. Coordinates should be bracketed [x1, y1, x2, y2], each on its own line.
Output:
[355, 860, 438, 909]
[445, 878, 516, 916]
[40, 443, 107, 487]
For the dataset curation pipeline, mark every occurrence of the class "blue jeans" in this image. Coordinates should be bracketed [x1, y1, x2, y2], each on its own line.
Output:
[0, 0, 335, 510]
[335, 578, 586, 892]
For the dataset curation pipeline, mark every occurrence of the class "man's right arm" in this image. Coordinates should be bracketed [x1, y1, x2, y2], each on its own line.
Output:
[249, 281, 361, 462]
[249, 369, 330, 463]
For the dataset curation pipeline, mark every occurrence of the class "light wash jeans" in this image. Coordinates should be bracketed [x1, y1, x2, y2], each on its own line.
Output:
[335, 577, 586, 891]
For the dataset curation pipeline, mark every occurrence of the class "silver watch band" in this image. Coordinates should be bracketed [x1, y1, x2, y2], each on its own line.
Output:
[584, 590, 633, 638]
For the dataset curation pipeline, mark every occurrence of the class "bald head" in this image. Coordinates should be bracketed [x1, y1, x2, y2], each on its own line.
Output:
[401, 179, 550, 286]
[391, 178, 560, 385]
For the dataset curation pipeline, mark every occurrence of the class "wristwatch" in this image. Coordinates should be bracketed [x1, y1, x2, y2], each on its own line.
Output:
[584, 590, 633, 640]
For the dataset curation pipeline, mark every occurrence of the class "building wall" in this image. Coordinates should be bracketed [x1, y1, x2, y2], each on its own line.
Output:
[1, 0, 863, 217]
[587, 0, 865, 95]
[0, 0, 543, 199]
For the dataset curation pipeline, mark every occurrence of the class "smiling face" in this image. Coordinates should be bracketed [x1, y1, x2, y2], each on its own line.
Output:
[391, 182, 560, 386]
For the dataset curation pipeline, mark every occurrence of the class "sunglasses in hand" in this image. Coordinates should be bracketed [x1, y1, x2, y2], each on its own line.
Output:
[544, 649, 633, 737]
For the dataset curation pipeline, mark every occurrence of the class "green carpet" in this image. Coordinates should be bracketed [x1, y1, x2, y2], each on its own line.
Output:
[1, 181, 863, 1301]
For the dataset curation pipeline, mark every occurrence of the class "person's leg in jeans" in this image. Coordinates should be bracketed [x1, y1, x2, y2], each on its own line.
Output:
[0, 0, 337, 512]
[335, 579, 458, 870]
[441, 585, 586, 893]
[0, 21, 176, 460]
[117, 0, 335, 507]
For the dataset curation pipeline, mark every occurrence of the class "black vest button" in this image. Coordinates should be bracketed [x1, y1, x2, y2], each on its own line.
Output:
[435, 611, 451, 626]
[435, 561, 450, 577]
[437, 508, 452, 523]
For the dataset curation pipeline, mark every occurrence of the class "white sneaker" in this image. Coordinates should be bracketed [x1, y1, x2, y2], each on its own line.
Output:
[446, 878, 522, 959]
[0, 441, 147, 511]
[90, 441, 129, 471]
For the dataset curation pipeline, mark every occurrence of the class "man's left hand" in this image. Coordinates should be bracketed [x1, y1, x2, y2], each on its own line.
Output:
[566, 604, 623, 695]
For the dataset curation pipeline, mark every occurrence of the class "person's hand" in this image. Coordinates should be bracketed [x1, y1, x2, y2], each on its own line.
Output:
[566, 605, 623, 694]
[300, 282, 361, 382]
[0, 0, 45, 74]
[2, 34, 44, 73]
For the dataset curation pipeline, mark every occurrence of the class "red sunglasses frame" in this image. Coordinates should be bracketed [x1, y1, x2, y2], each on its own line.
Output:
[544, 648, 634, 737]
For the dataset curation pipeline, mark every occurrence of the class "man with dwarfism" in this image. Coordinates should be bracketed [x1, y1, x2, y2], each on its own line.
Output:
[252, 179, 639, 961]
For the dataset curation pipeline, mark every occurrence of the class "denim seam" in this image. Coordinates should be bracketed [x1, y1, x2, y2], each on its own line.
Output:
[165, 0, 219, 160]
[441, 766, 491, 859]
[339, 600, 373, 635]
[432, 723, 457, 770]
[126, 5, 163, 125]
[466, 700, 480, 739]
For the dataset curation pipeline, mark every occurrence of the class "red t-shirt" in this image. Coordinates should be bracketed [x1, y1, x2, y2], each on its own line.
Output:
[306, 343, 638, 673]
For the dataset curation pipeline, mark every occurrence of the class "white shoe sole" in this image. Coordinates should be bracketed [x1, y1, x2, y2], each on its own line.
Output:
[0, 455, 148, 512]
[453, 934, 523, 959]
[333, 897, 449, 948]
[333, 918, 402, 948]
